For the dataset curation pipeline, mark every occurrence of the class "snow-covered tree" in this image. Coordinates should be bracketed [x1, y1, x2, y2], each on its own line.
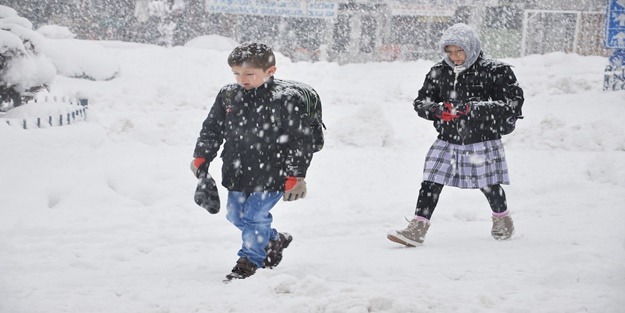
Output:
[0, 5, 55, 110]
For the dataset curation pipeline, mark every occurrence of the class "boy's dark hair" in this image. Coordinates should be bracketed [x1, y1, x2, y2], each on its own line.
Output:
[227, 42, 276, 70]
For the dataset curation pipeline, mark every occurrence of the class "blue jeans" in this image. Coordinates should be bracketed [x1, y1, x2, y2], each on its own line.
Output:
[226, 191, 283, 268]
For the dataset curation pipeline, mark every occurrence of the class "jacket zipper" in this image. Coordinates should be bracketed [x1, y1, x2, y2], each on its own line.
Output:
[453, 71, 465, 145]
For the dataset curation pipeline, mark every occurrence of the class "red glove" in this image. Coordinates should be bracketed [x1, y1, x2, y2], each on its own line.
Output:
[437, 102, 470, 122]
[190, 157, 207, 178]
[437, 102, 459, 122]
[284, 177, 306, 201]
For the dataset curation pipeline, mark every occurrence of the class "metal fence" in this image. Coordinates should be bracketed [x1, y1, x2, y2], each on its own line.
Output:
[521, 10, 608, 56]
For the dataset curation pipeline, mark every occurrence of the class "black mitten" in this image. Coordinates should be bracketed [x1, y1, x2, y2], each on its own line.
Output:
[194, 172, 220, 214]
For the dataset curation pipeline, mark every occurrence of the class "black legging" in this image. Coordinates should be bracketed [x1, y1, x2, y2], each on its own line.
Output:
[414, 181, 507, 220]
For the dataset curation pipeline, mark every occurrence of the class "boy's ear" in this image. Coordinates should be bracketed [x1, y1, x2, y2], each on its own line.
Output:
[266, 66, 277, 76]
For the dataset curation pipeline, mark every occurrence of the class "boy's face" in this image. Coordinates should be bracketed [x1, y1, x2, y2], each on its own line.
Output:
[231, 65, 277, 90]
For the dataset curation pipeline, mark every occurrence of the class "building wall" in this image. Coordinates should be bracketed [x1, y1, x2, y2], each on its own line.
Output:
[3, 0, 610, 62]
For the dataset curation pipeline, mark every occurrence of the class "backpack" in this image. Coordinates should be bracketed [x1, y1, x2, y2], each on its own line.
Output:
[298, 85, 325, 152]
[276, 80, 325, 152]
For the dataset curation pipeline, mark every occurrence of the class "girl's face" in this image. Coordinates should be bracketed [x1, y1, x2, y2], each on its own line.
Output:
[444, 45, 466, 65]
[231, 65, 277, 90]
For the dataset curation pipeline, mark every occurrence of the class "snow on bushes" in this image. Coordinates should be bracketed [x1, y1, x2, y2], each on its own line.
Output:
[0, 5, 55, 107]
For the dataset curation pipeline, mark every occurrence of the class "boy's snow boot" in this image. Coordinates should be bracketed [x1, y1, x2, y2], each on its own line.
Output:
[225, 257, 257, 280]
[491, 212, 514, 240]
[387, 217, 430, 247]
[263, 232, 293, 268]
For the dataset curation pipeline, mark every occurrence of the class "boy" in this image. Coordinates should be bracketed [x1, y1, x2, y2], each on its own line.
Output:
[191, 43, 317, 280]
[387, 23, 524, 246]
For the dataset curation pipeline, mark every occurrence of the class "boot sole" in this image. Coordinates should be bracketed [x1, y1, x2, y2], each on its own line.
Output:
[387, 232, 421, 247]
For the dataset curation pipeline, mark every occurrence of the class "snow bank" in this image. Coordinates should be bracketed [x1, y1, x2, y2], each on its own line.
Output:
[184, 34, 239, 51]
[36, 25, 76, 39]
[40, 39, 119, 81]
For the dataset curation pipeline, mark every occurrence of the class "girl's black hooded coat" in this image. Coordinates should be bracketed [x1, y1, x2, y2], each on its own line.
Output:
[413, 56, 525, 145]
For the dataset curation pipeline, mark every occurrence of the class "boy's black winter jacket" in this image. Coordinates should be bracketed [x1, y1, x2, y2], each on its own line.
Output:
[193, 77, 314, 192]
[414, 56, 524, 145]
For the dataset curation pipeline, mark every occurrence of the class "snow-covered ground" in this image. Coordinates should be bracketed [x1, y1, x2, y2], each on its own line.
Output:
[1, 38, 624, 313]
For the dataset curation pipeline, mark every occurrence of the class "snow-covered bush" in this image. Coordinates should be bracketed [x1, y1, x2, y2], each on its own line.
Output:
[0, 5, 55, 110]
[33, 23, 119, 82]
[38, 36, 120, 82]
[184, 35, 238, 52]
[36, 25, 76, 40]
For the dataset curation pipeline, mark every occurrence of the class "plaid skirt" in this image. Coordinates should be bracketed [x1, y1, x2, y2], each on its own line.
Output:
[423, 139, 510, 189]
